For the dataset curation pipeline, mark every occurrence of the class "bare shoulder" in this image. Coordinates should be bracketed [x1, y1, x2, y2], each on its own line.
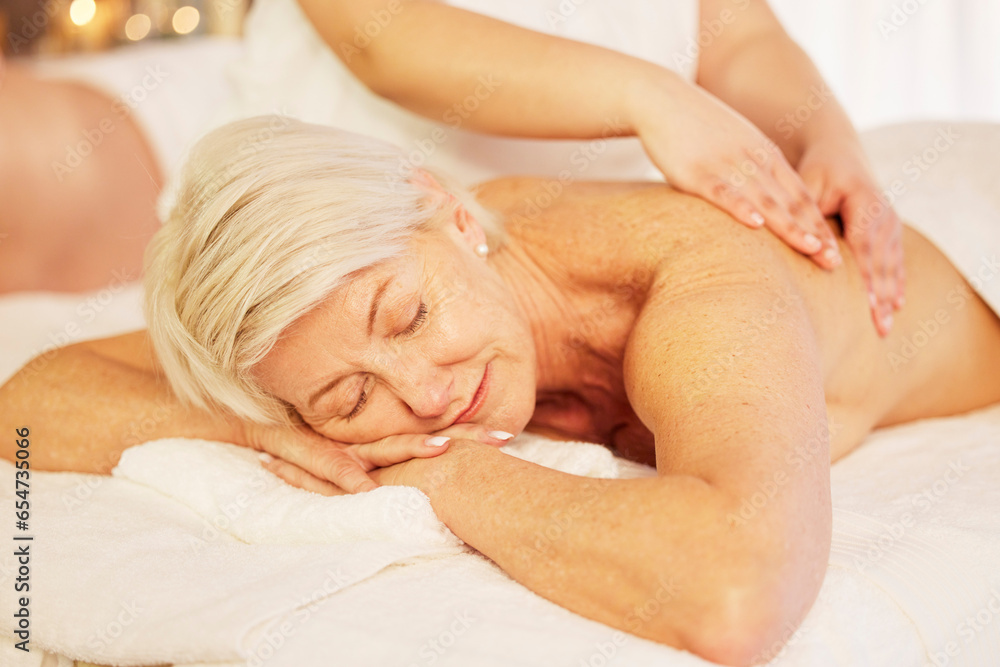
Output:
[473, 178, 771, 284]
[81, 330, 158, 373]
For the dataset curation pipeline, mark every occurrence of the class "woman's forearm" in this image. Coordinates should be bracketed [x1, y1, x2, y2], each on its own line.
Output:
[698, 20, 858, 166]
[297, 0, 680, 140]
[419, 440, 788, 665]
[0, 332, 242, 473]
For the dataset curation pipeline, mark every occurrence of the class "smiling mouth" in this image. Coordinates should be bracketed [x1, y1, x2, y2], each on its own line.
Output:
[454, 362, 491, 425]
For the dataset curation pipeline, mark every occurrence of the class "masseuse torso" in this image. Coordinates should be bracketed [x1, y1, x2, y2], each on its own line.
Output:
[476, 177, 1000, 466]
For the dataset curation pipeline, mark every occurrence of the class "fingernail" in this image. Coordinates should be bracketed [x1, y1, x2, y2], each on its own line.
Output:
[425, 436, 451, 447]
[822, 247, 842, 266]
[749, 212, 765, 227]
[869, 292, 877, 309]
[488, 430, 515, 441]
[882, 313, 894, 332]
[258, 452, 274, 464]
[896, 295, 906, 308]
[804, 234, 822, 252]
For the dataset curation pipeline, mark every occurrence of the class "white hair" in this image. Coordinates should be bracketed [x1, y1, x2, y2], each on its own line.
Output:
[145, 115, 504, 425]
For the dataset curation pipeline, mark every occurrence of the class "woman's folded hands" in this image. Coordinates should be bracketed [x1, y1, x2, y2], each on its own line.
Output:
[244, 420, 512, 496]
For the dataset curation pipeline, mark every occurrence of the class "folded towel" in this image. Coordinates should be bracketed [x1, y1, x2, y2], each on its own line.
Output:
[0, 438, 477, 665]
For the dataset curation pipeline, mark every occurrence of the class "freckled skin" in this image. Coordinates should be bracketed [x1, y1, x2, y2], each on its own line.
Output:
[255, 178, 1000, 466]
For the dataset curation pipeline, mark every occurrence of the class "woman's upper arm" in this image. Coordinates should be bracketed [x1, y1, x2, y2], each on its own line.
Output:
[623, 230, 832, 622]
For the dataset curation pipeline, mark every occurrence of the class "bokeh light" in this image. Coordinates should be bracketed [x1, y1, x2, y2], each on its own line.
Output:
[171, 6, 200, 35]
[69, 0, 97, 26]
[124, 14, 152, 41]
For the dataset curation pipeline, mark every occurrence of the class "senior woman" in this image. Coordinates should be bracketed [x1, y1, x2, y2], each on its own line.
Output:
[2, 117, 999, 666]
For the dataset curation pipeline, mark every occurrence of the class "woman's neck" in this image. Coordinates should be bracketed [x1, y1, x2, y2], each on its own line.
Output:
[488, 233, 588, 394]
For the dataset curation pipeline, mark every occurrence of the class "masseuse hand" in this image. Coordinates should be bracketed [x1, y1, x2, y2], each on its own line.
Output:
[247, 422, 511, 496]
[797, 139, 906, 336]
[632, 79, 842, 271]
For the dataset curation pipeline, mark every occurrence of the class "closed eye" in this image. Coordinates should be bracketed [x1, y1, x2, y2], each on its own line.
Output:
[398, 302, 427, 337]
[346, 302, 427, 421]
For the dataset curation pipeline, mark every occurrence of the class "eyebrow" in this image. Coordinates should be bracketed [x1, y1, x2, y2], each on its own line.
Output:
[368, 277, 392, 337]
[306, 277, 392, 411]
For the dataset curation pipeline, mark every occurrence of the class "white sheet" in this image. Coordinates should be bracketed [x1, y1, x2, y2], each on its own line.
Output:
[2, 122, 999, 667]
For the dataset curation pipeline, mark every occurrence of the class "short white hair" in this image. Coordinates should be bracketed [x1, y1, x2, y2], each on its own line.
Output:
[145, 115, 504, 425]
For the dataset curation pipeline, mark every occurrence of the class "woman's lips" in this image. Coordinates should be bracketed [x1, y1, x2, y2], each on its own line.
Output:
[455, 362, 490, 425]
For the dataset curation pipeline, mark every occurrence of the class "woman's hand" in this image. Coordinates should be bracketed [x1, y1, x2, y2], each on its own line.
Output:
[246, 422, 513, 496]
[797, 140, 906, 335]
[629, 76, 842, 271]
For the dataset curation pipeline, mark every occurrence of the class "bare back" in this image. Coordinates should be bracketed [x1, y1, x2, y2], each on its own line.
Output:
[475, 178, 1000, 463]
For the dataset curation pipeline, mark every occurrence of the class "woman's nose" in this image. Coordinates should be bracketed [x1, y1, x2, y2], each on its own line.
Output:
[408, 381, 452, 419]
[393, 361, 453, 419]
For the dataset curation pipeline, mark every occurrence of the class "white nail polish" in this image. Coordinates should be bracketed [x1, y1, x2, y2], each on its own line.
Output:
[804, 234, 822, 251]
[259, 452, 274, 463]
[488, 430, 515, 441]
[749, 212, 765, 227]
[425, 436, 451, 447]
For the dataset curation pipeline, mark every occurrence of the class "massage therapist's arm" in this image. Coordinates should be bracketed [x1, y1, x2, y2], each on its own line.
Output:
[296, 0, 841, 269]
[696, 0, 905, 332]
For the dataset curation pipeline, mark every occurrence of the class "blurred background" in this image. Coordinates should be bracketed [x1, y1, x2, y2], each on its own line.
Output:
[0, 0, 246, 53]
[769, 0, 1000, 129]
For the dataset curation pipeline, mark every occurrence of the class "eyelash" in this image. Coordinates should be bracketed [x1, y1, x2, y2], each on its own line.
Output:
[346, 302, 428, 421]
[399, 302, 428, 337]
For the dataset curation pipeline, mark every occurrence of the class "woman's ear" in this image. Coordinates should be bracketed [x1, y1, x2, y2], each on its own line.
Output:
[452, 203, 487, 251]
[412, 169, 486, 251]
